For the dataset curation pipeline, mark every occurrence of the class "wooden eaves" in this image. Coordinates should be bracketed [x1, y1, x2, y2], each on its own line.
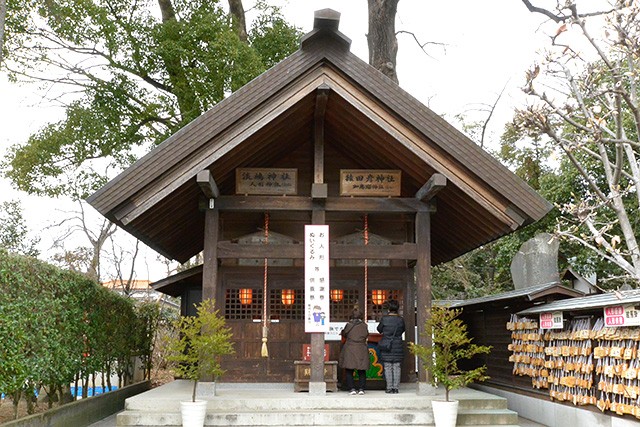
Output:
[86, 10, 552, 264]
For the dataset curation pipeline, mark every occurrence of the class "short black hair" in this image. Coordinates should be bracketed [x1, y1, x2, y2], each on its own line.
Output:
[351, 309, 364, 320]
[387, 299, 399, 313]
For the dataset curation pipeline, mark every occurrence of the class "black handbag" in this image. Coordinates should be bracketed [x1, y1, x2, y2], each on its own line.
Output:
[378, 321, 399, 352]
[378, 336, 392, 352]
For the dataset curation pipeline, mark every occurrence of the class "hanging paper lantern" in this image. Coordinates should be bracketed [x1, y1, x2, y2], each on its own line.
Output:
[372, 290, 387, 305]
[239, 288, 253, 305]
[282, 289, 295, 305]
[331, 289, 344, 302]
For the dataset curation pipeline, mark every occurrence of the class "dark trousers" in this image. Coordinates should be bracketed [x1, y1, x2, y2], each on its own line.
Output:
[383, 362, 401, 390]
[345, 369, 366, 391]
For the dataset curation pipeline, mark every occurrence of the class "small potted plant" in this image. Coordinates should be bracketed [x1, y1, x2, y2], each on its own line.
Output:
[166, 299, 234, 427]
[410, 305, 491, 427]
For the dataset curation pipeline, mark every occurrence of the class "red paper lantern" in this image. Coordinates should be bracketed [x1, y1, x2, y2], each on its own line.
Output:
[282, 289, 295, 305]
[331, 289, 344, 302]
[372, 290, 387, 305]
[239, 289, 253, 305]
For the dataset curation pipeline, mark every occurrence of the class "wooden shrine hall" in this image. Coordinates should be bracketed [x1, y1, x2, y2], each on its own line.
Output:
[87, 9, 552, 391]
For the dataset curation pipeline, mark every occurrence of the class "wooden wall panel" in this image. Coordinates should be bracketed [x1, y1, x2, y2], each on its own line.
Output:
[216, 266, 413, 383]
[460, 304, 548, 395]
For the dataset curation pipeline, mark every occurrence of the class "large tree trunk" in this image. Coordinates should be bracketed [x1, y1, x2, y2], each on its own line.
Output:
[0, 0, 6, 64]
[157, 0, 199, 124]
[367, 0, 399, 84]
[228, 0, 247, 43]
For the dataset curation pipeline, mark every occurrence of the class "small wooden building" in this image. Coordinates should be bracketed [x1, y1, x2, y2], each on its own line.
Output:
[444, 283, 583, 393]
[87, 10, 551, 385]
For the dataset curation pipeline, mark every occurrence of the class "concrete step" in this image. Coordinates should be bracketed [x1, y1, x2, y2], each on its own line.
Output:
[117, 408, 519, 427]
[118, 409, 434, 426]
[124, 393, 507, 412]
[457, 409, 519, 425]
[116, 381, 519, 427]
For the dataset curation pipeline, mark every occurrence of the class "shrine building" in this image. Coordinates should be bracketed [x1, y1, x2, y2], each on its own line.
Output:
[87, 10, 552, 389]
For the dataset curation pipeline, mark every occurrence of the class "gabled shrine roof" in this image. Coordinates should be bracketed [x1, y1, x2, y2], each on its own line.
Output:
[87, 9, 552, 264]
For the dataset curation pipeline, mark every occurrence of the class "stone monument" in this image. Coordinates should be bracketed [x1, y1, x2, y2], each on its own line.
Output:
[511, 233, 560, 289]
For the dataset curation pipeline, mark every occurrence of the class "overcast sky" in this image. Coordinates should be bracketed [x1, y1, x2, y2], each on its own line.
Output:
[0, 0, 558, 280]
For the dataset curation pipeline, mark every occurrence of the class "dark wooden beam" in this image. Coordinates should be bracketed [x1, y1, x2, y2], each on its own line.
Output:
[210, 196, 310, 211]
[314, 84, 330, 185]
[415, 173, 447, 202]
[505, 205, 527, 230]
[210, 196, 435, 213]
[203, 209, 219, 304]
[331, 243, 417, 259]
[218, 242, 302, 259]
[196, 170, 220, 199]
[216, 242, 418, 260]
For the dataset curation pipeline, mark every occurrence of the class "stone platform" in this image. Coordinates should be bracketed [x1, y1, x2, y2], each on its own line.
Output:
[116, 380, 520, 427]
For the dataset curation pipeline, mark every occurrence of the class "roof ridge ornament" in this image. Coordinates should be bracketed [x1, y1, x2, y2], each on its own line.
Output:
[300, 9, 352, 51]
[313, 9, 341, 31]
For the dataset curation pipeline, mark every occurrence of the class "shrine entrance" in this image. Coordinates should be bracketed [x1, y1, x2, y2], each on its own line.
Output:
[88, 10, 551, 390]
[155, 249, 415, 384]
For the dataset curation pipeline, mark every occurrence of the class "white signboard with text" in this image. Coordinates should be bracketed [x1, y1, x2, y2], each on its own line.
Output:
[540, 311, 563, 329]
[305, 225, 330, 333]
[325, 321, 382, 341]
[604, 305, 640, 327]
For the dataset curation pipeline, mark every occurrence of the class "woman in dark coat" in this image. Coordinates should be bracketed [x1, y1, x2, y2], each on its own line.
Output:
[376, 299, 405, 393]
[339, 309, 369, 395]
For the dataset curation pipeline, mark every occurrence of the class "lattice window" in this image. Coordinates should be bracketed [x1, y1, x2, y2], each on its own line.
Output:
[225, 288, 263, 320]
[329, 289, 360, 321]
[269, 289, 304, 320]
[367, 290, 403, 321]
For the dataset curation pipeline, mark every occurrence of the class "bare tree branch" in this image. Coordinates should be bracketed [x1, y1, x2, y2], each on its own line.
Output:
[520, 0, 614, 23]
[480, 81, 508, 148]
[396, 30, 448, 59]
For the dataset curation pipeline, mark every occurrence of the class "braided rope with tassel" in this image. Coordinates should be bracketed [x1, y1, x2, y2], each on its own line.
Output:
[261, 213, 269, 358]
[364, 214, 369, 321]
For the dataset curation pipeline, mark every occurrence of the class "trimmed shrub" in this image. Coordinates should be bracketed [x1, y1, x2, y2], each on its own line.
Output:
[0, 249, 157, 418]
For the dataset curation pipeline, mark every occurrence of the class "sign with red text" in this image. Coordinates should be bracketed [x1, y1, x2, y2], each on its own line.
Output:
[302, 344, 330, 362]
[604, 305, 640, 327]
[305, 225, 330, 333]
[540, 311, 563, 329]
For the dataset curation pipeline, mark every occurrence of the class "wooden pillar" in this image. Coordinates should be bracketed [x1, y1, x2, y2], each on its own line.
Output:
[198, 170, 220, 306]
[200, 207, 219, 383]
[403, 267, 416, 382]
[415, 210, 434, 394]
[202, 208, 219, 305]
[309, 208, 326, 395]
[309, 85, 329, 396]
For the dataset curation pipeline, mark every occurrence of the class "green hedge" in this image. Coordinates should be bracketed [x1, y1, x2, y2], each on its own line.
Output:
[0, 249, 159, 416]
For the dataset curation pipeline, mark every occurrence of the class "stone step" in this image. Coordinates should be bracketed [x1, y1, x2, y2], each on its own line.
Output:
[457, 409, 520, 425]
[124, 396, 506, 412]
[118, 409, 433, 426]
[117, 408, 519, 427]
[117, 381, 519, 427]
